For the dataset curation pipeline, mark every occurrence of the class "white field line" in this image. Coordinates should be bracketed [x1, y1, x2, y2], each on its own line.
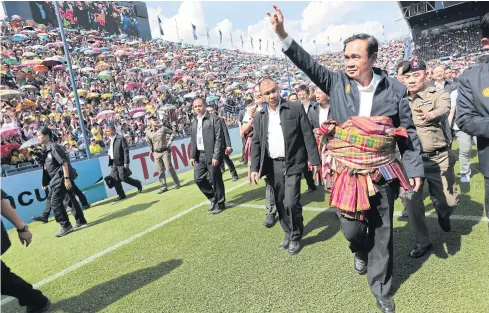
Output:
[229, 202, 489, 223]
[1, 181, 249, 307]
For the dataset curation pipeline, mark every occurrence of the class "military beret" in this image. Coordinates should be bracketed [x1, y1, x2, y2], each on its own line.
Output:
[401, 58, 427, 75]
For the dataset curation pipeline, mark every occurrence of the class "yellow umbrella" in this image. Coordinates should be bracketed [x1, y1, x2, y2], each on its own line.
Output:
[234, 89, 242, 94]
[69, 89, 87, 98]
[86, 92, 100, 99]
[101, 93, 112, 100]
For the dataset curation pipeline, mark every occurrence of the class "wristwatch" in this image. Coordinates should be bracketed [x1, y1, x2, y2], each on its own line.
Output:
[17, 225, 29, 233]
[64, 177, 70, 180]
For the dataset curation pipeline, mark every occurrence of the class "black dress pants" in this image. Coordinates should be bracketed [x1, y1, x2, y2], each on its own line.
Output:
[303, 167, 316, 189]
[1, 261, 48, 308]
[49, 181, 85, 228]
[221, 154, 238, 178]
[111, 166, 141, 198]
[338, 182, 396, 298]
[267, 160, 303, 241]
[194, 152, 225, 205]
[67, 182, 89, 208]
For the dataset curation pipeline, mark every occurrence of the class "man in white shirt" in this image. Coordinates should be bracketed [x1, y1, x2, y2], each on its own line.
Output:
[250, 78, 320, 255]
[189, 98, 226, 214]
[267, 5, 423, 313]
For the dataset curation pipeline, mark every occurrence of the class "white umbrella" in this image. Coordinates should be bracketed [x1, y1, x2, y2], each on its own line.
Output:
[96, 110, 116, 120]
[183, 92, 196, 99]
[132, 111, 145, 118]
[20, 137, 40, 149]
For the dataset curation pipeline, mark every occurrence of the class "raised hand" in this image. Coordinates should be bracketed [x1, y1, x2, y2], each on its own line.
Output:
[267, 5, 287, 39]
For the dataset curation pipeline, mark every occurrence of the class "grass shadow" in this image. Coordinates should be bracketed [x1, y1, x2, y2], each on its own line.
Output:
[49, 259, 183, 313]
[301, 209, 340, 248]
[88, 200, 159, 227]
[301, 187, 326, 207]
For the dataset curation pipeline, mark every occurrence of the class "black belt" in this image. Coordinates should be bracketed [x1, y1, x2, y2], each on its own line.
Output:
[422, 146, 449, 158]
[272, 157, 285, 162]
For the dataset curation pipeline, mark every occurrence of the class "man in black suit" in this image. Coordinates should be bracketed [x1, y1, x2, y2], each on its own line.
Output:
[190, 98, 226, 214]
[105, 126, 142, 201]
[268, 5, 423, 312]
[297, 85, 318, 193]
[250, 78, 320, 255]
[206, 106, 239, 182]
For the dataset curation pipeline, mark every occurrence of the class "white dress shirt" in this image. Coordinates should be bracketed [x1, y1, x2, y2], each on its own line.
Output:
[108, 135, 116, 160]
[355, 72, 381, 117]
[196, 115, 205, 150]
[267, 104, 285, 159]
[450, 89, 459, 131]
[319, 106, 330, 126]
[281, 35, 381, 117]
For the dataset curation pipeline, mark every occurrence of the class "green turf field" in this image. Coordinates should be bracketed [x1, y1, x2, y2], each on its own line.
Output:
[2, 152, 488, 313]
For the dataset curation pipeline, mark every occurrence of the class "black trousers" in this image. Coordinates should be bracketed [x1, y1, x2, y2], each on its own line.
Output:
[267, 160, 303, 241]
[49, 181, 85, 228]
[42, 182, 88, 218]
[67, 182, 89, 208]
[338, 182, 396, 298]
[220, 154, 238, 178]
[485, 176, 489, 232]
[194, 152, 225, 205]
[1, 261, 48, 308]
[111, 166, 141, 198]
[303, 167, 316, 189]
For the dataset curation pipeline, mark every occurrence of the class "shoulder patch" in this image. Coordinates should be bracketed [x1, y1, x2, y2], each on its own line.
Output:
[345, 84, 351, 94]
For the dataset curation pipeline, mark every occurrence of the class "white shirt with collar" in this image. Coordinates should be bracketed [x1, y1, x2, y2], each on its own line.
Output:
[108, 135, 116, 160]
[319, 105, 330, 126]
[196, 114, 205, 151]
[281, 35, 381, 117]
[267, 103, 285, 159]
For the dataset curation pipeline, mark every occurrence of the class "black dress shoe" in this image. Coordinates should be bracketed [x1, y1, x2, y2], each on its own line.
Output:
[409, 244, 432, 258]
[208, 201, 216, 211]
[211, 204, 225, 215]
[26, 298, 51, 313]
[438, 213, 451, 232]
[279, 240, 290, 250]
[232, 176, 238, 182]
[32, 216, 48, 223]
[401, 208, 409, 218]
[376, 296, 395, 313]
[288, 240, 302, 255]
[263, 213, 277, 228]
[82, 204, 91, 210]
[137, 184, 143, 194]
[304, 186, 316, 194]
[175, 185, 181, 190]
[354, 253, 367, 275]
[115, 196, 126, 202]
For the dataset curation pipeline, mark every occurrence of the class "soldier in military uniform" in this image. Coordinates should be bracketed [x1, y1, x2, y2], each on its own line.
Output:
[402, 59, 459, 258]
[146, 117, 181, 194]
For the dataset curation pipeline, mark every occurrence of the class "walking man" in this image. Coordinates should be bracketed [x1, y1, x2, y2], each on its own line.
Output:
[267, 5, 423, 312]
[250, 77, 320, 255]
[146, 117, 181, 194]
[190, 97, 226, 214]
[105, 125, 142, 201]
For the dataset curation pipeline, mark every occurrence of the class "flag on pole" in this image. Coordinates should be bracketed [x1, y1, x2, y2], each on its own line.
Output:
[340, 37, 342, 42]
[230, 32, 233, 47]
[259, 38, 262, 51]
[273, 41, 275, 51]
[206, 27, 210, 43]
[251, 37, 254, 48]
[313, 40, 316, 46]
[157, 16, 164, 36]
[219, 30, 222, 44]
[266, 40, 269, 52]
[240, 35, 243, 48]
[191, 24, 198, 40]
[300, 39, 303, 46]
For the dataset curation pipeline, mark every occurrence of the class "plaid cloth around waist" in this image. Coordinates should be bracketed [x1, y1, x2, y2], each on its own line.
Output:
[319, 116, 412, 221]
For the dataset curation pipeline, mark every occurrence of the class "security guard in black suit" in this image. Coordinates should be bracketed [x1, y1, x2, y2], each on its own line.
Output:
[456, 12, 489, 229]
[37, 127, 88, 237]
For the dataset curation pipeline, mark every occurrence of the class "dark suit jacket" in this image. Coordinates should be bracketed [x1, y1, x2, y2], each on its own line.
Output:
[455, 59, 489, 176]
[219, 117, 232, 149]
[190, 113, 222, 161]
[284, 39, 424, 178]
[251, 100, 320, 177]
[108, 135, 130, 167]
[307, 102, 322, 129]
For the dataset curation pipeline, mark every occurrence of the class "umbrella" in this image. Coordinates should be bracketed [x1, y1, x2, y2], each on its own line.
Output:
[20, 138, 39, 149]
[0, 144, 21, 156]
[132, 111, 145, 118]
[0, 89, 23, 99]
[20, 85, 38, 90]
[81, 67, 95, 73]
[22, 99, 36, 109]
[87, 93, 100, 99]
[3, 58, 19, 65]
[101, 93, 112, 100]
[96, 110, 115, 120]
[11, 34, 28, 41]
[129, 107, 146, 116]
[52, 64, 65, 71]
[20, 60, 41, 67]
[33, 65, 48, 73]
[125, 82, 141, 91]
[183, 92, 196, 99]
[206, 95, 219, 102]
[156, 85, 170, 92]
[41, 58, 62, 67]
[132, 95, 147, 102]
[0, 125, 19, 137]
[160, 104, 176, 110]
[98, 71, 112, 81]
[69, 89, 87, 98]
[22, 52, 36, 57]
